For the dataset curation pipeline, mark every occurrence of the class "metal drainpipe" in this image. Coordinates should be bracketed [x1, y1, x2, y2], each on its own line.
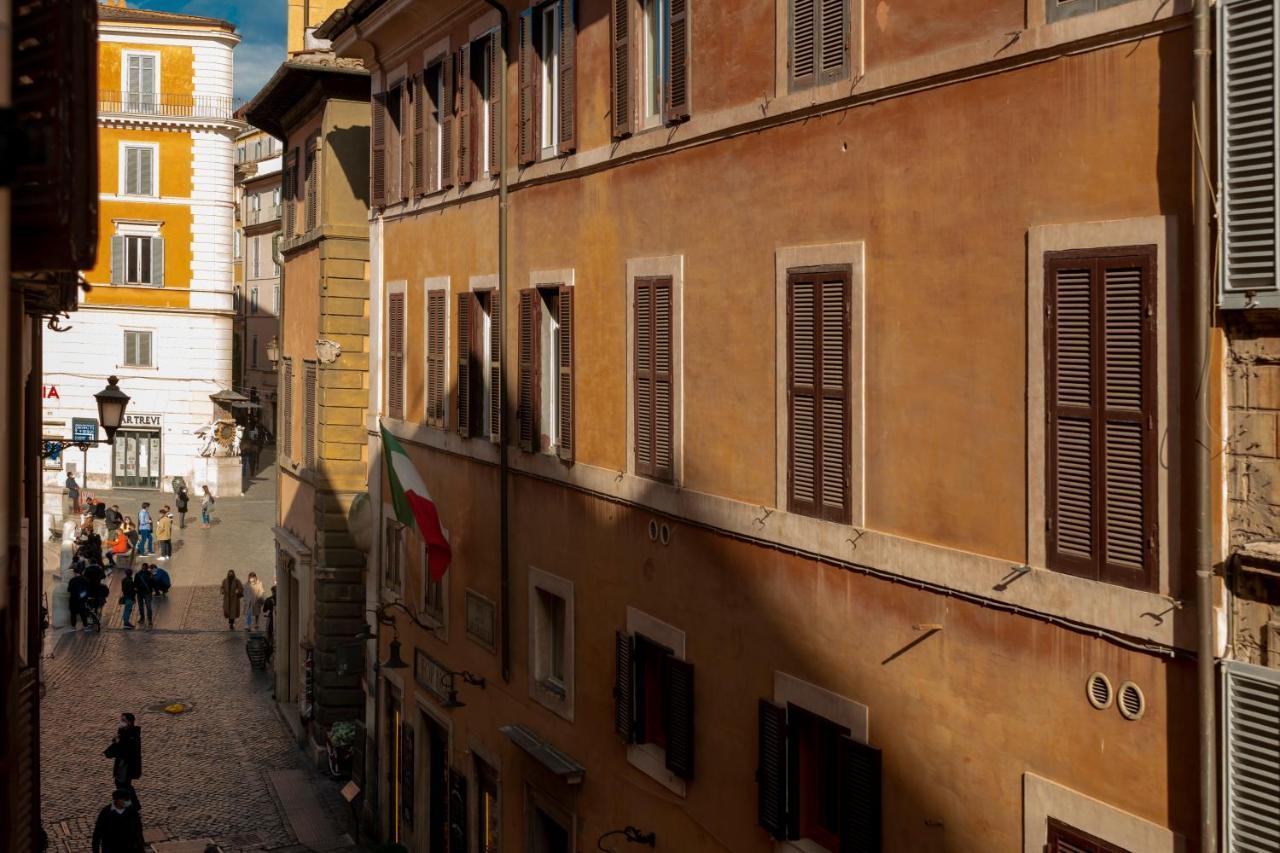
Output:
[480, 0, 512, 684]
[1192, 0, 1217, 849]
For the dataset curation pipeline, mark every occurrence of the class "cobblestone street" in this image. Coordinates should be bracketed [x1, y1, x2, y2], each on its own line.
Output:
[40, 463, 361, 853]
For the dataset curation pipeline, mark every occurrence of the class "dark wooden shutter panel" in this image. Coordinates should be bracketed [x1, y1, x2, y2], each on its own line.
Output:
[558, 0, 577, 154]
[304, 362, 317, 468]
[412, 71, 426, 195]
[489, 30, 502, 177]
[666, 0, 690, 121]
[518, 8, 537, 164]
[611, 0, 634, 137]
[388, 292, 405, 420]
[664, 658, 694, 779]
[448, 768, 468, 850]
[441, 56, 455, 189]
[371, 92, 387, 207]
[790, 0, 817, 90]
[282, 151, 296, 238]
[283, 359, 294, 459]
[819, 0, 849, 84]
[614, 630, 635, 742]
[557, 285, 575, 462]
[757, 699, 788, 839]
[1047, 818, 1129, 853]
[427, 290, 445, 425]
[788, 270, 850, 522]
[489, 292, 502, 443]
[458, 45, 474, 185]
[838, 736, 881, 853]
[401, 722, 415, 828]
[305, 138, 318, 232]
[457, 292, 473, 437]
[634, 280, 655, 477]
[518, 289, 539, 451]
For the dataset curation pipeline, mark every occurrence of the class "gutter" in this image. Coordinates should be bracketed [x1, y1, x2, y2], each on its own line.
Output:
[480, 0, 512, 684]
[1191, 0, 1217, 849]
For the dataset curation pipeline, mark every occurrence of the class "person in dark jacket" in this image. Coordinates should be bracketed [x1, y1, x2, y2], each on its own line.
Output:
[134, 565, 155, 628]
[107, 712, 142, 785]
[175, 487, 189, 530]
[67, 566, 90, 632]
[120, 569, 136, 629]
[91, 788, 143, 853]
[105, 504, 123, 535]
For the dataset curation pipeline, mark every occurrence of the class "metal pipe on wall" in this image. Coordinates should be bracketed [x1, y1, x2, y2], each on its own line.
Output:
[1191, 0, 1217, 849]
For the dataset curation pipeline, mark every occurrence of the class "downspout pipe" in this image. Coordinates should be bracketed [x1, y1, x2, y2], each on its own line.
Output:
[480, 0, 511, 684]
[1192, 0, 1217, 849]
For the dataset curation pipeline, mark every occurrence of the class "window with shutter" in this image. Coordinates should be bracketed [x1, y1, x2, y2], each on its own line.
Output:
[614, 631, 636, 742]
[283, 150, 298, 238]
[557, 285, 574, 461]
[283, 358, 294, 459]
[411, 72, 426, 196]
[757, 700, 789, 838]
[426, 289, 447, 427]
[441, 52, 455, 189]
[1219, 0, 1279, 308]
[558, 0, 577, 154]
[458, 44, 475, 185]
[387, 291, 406, 420]
[488, 31, 502, 177]
[1224, 660, 1280, 852]
[489, 291, 503, 443]
[123, 145, 155, 196]
[123, 330, 154, 368]
[304, 361, 318, 468]
[612, 0, 635, 137]
[519, 289, 540, 451]
[1045, 248, 1156, 591]
[519, 9, 538, 163]
[305, 138, 318, 231]
[634, 278, 674, 481]
[458, 292, 474, 437]
[539, 3, 561, 159]
[371, 92, 387, 207]
[1046, 818, 1130, 853]
[424, 62, 443, 193]
[666, 0, 689, 121]
[787, 268, 850, 523]
[788, 0, 849, 92]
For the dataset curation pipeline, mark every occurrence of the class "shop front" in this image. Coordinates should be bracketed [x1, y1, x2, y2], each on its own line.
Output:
[112, 413, 163, 488]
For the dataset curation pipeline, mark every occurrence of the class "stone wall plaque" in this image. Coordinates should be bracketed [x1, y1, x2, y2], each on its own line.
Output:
[465, 589, 496, 653]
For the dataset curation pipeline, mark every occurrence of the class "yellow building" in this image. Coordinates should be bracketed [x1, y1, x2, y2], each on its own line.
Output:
[42, 0, 243, 493]
[287, 0, 349, 55]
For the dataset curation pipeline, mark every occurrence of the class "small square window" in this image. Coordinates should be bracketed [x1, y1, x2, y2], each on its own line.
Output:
[122, 330, 153, 368]
[536, 588, 566, 686]
[526, 787, 574, 853]
[789, 704, 848, 850]
[528, 568, 574, 719]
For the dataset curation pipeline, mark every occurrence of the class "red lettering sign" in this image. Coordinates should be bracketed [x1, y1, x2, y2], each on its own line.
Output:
[41, 385, 59, 400]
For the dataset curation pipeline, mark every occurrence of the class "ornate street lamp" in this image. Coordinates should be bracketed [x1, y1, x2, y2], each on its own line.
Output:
[42, 376, 130, 458]
[356, 601, 486, 708]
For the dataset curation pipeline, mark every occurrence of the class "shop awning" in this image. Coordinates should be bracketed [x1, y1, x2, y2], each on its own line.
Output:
[499, 724, 585, 784]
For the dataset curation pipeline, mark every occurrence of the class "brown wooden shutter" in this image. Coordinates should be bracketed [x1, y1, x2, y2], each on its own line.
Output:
[489, 291, 502, 443]
[757, 699, 788, 839]
[558, 0, 577, 154]
[489, 30, 502, 177]
[458, 44, 474, 185]
[666, 0, 690, 121]
[283, 358, 294, 459]
[613, 630, 635, 742]
[441, 57, 455, 190]
[790, 0, 817, 90]
[282, 150, 296, 238]
[664, 657, 694, 780]
[611, 0, 634, 138]
[457, 292, 473, 437]
[304, 361, 317, 468]
[1045, 250, 1156, 591]
[818, 0, 849, 85]
[1047, 819, 1129, 853]
[518, 288, 539, 451]
[787, 269, 850, 523]
[557, 285, 574, 461]
[412, 71, 426, 196]
[634, 279, 673, 481]
[401, 721, 415, 828]
[634, 280, 655, 477]
[426, 64, 440, 192]
[426, 290, 445, 426]
[371, 92, 387, 207]
[305, 138, 318, 232]
[388, 292, 405, 420]
[518, 8, 537, 164]
[838, 736, 881, 853]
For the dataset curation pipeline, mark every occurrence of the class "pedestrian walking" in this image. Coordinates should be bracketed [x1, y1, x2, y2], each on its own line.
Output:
[105, 503, 122, 536]
[120, 569, 137, 629]
[244, 572, 265, 632]
[200, 485, 215, 528]
[136, 503, 153, 555]
[65, 472, 80, 514]
[106, 712, 142, 786]
[134, 565, 155, 628]
[68, 566, 90, 632]
[155, 510, 173, 559]
[221, 569, 244, 630]
[175, 485, 189, 530]
[91, 789, 144, 853]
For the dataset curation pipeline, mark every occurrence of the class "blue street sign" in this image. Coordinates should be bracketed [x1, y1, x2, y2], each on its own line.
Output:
[71, 418, 98, 443]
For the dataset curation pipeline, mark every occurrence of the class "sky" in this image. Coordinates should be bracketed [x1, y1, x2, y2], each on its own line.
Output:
[129, 0, 287, 104]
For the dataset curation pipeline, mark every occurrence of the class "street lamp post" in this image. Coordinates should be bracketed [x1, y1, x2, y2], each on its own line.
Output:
[40, 375, 131, 458]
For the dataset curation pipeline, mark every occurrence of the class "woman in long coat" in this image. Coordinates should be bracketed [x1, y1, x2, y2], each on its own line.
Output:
[221, 570, 244, 630]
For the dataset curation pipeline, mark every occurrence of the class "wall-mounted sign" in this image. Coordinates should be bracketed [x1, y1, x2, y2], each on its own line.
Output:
[465, 590, 497, 653]
[121, 413, 162, 429]
[71, 418, 98, 443]
[41, 385, 59, 400]
[414, 649, 452, 705]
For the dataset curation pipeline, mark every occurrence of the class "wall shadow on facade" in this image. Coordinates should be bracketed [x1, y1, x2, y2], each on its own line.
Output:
[328, 125, 371, 210]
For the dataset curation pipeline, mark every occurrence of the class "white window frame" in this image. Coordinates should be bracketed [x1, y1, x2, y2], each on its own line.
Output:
[120, 50, 160, 110]
[113, 220, 161, 287]
[641, 0, 670, 128]
[420, 539, 449, 634]
[528, 566, 574, 721]
[470, 275, 499, 439]
[626, 256, 684, 483]
[528, 269, 574, 455]
[539, 2, 561, 160]
[385, 280, 408, 418]
[424, 276, 452, 429]
[250, 287, 259, 315]
[1023, 773, 1182, 852]
[122, 329, 155, 369]
[524, 785, 576, 853]
[118, 142, 159, 197]
[625, 607, 687, 796]
[773, 242, 866, 527]
[124, 235, 155, 285]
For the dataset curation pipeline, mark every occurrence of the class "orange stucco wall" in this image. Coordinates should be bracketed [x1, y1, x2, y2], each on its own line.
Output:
[99, 42, 195, 97]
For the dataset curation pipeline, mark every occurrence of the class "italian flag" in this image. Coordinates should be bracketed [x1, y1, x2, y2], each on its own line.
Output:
[381, 423, 452, 580]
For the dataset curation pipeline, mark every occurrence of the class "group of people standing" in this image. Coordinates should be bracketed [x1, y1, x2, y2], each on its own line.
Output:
[221, 569, 271, 632]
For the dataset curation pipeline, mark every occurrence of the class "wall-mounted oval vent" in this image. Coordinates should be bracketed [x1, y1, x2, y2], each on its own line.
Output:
[1087, 672, 1113, 710]
[1118, 682, 1146, 721]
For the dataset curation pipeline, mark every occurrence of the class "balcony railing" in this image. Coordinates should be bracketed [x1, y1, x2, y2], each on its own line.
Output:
[99, 90, 236, 121]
